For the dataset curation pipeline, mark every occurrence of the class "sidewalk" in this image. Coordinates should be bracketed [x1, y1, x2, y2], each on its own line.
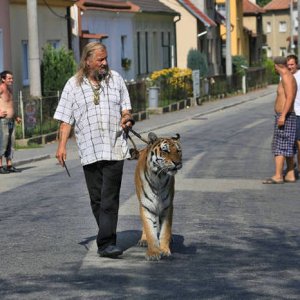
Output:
[13, 85, 276, 167]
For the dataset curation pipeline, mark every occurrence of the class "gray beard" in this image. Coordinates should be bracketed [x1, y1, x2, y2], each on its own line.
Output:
[93, 67, 109, 82]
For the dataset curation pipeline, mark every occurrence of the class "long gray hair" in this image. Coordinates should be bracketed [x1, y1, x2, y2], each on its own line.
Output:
[75, 42, 110, 85]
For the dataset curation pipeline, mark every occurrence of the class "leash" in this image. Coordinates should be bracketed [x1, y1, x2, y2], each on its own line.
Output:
[127, 127, 149, 144]
[125, 126, 149, 160]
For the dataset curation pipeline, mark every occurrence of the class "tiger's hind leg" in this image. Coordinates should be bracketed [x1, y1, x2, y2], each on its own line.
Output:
[159, 206, 173, 258]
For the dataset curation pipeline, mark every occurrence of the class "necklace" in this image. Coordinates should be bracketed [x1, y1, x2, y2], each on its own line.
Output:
[88, 79, 101, 105]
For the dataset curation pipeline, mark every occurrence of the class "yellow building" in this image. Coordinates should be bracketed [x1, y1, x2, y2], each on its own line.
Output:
[216, 0, 247, 57]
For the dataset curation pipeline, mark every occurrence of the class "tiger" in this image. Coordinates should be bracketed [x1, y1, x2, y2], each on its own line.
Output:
[134, 132, 182, 261]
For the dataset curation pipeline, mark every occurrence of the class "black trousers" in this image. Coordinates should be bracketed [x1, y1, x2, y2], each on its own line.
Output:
[83, 160, 124, 250]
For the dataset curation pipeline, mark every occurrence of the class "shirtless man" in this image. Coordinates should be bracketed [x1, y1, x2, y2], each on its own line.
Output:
[263, 57, 297, 184]
[0, 70, 21, 174]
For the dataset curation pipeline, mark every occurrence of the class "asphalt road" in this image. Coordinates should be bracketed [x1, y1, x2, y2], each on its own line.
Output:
[1, 87, 300, 299]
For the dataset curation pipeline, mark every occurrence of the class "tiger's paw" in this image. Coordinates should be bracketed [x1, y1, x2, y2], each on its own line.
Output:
[160, 248, 171, 258]
[137, 239, 148, 247]
[145, 249, 162, 261]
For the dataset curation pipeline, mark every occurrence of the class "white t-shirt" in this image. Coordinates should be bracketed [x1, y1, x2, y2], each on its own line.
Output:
[54, 70, 132, 165]
[293, 70, 300, 116]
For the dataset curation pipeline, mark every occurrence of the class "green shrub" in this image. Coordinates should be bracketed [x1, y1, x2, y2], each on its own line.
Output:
[187, 49, 208, 77]
[41, 44, 77, 96]
[232, 55, 248, 75]
[263, 58, 279, 84]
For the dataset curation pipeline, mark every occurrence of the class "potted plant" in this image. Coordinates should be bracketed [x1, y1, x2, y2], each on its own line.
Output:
[121, 58, 131, 71]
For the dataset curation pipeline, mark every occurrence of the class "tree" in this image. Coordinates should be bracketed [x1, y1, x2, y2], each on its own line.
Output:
[257, 0, 272, 7]
[41, 44, 77, 96]
[187, 49, 208, 77]
[232, 55, 248, 75]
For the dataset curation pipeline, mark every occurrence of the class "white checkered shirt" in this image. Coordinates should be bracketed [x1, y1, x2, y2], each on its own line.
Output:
[54, 70, 132, 166]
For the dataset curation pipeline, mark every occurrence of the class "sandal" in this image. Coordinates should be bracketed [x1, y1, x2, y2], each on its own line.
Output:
[262, 177, 284, 184]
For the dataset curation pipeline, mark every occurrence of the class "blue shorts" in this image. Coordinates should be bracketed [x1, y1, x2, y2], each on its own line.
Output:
[296, 116, 300, 141]
[272, 112, 296, 157]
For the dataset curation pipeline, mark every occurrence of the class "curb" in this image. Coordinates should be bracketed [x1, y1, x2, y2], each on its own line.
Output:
[14, 154, 51, 167]
[137, 89, 275, 135]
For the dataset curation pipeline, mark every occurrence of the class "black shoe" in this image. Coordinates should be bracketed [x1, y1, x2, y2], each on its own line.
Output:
[0, 167, 10, 174]
[6, 166, 21, 173]
[97, 245, 123, 258]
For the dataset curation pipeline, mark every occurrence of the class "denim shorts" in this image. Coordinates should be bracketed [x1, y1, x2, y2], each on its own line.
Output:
[0, 118, 15, 159]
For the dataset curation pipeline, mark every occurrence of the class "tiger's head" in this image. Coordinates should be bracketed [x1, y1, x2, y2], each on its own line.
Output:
[147, 132, 182, 176]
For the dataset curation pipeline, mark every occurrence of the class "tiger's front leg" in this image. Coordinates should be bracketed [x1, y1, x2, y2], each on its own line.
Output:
[140, 207, 161, 261]
[159, 205, 173, 257]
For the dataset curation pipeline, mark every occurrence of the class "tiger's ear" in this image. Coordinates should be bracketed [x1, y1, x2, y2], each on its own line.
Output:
[172, 133, 180, 140]
[148, 132, 158, 144]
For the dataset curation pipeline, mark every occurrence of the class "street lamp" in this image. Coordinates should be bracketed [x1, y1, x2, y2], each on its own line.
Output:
[197, 31, 207, 37]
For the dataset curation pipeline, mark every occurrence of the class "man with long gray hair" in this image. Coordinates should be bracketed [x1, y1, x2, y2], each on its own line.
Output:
[54, 42, 134, 258]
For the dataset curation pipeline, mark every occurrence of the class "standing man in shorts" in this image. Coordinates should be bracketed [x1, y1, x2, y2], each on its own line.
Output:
[287, 54, 300, 177]
[263, 57, 297, 184]
[0, 70, 21, 174]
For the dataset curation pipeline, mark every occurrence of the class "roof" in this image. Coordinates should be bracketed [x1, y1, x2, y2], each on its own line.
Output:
[178, 0, 216, 27]
[130, 0, 179, 15]
[77, 0, 140, 13]
[77, 0, 178, 15]
[264, 0, 295, 11]
[243, 0, 265, 15]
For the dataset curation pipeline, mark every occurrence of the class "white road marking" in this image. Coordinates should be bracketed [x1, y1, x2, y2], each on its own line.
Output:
[176, 178, 264, 192]
[241, 119, 268, 130]
[181, 152, 206, 176]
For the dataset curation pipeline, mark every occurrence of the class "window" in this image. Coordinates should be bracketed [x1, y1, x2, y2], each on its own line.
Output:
[279, 47, 287, 56]
[262, 46, 272, 58]
[137, 32, 141, 75]
[22, 40, 29, 86]
[266, 22, 271, 33]
[279, 21, 287, 33]
[47, 40, 60, 49]
[215, 3, 226, 17]
[137, 31, 150, 75]
[121, 35, 126, 59]
[267, 47, 272, 58]
[145, 32, 149, 74]
[161, 32, 171, 69]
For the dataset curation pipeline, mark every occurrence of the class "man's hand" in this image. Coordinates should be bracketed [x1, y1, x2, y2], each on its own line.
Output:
[15, 116, 22, 124]
[121, 110, 135, 129]
[56, 145, 67, 167]
[0, 109, 7, 118]
[56, 122, 72, 167]
[121, 117, 135, 129]
[277, 114, 286, 127]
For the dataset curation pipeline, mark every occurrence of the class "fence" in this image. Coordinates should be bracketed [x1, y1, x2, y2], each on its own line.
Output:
[17, 91, 60, 140]
[16, 67, 268, 140]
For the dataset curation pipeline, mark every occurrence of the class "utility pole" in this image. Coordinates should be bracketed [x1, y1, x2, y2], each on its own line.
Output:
[226, 0, 232, 84]
[298, 0, 300, 58]
[290, 0, 294, 54]
[27, 0, 41, 98]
